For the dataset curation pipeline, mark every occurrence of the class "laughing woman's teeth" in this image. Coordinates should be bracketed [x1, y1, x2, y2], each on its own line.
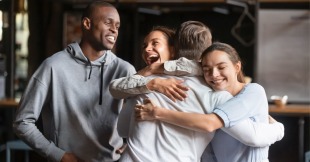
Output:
[147, 55, 158, 61]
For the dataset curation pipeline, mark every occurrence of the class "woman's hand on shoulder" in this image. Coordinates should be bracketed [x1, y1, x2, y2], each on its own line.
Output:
[146, 78, 190, 103]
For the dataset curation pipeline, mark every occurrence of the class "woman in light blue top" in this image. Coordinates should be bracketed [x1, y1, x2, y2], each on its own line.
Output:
[135, 42, 276, 162]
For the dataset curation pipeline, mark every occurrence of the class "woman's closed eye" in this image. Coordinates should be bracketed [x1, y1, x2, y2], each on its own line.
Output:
[219, 66, 226, 70]
[203, 69, 210, 73]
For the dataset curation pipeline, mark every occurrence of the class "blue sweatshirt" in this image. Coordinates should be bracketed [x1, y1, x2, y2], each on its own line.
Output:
[212, 83, 270, 162]
[13, 42, 136, 162]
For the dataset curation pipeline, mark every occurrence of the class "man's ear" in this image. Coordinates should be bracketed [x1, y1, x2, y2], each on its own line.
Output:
[169, 46, 175, 59]
[82, 17, 91, 30]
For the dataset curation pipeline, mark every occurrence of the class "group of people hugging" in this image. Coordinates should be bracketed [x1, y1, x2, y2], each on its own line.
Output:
[13, 1, 284, 162]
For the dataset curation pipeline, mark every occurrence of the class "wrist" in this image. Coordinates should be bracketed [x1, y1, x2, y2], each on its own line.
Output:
[146, 78, 160, 91]
[153, 106, 165, 120]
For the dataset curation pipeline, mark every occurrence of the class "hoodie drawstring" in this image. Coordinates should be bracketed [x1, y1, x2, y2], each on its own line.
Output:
[86, 57, 105, 105]
[99, 62, 105, 105]
[86, 57, 92, 79]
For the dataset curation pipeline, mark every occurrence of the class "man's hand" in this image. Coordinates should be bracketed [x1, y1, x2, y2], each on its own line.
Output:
[116, 143, 127, 154]
[136, 63, 164, 77]
[268, 115, 277, 124]
[146, 78, 189, 103]
[61, 153, 84, 162]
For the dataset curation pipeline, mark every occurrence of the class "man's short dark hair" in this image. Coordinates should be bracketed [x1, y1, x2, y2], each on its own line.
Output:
[175, 21, 212, 61]
[81, 1, 115, 21]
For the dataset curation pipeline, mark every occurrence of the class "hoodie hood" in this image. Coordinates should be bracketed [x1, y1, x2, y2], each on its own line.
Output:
[65, 42, 116, 105]
[66, 42, 114, 67]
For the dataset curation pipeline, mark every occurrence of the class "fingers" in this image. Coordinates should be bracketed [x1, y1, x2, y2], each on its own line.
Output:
[268, 115, 277, 124]
[176, 84, 190, 91]
[165, 91, 177, 103]
[175, 79, 184, 84]
[169, 89, 184, 101]
[144, 98, 157, 106]
[143, 98, 152, 104]
[174, 86, 188, 98]
[116, 144, 128, 154]
[134, 112, 146, 121]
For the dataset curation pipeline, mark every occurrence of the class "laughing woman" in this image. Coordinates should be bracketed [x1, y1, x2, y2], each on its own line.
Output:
[135, 42, 282, 162]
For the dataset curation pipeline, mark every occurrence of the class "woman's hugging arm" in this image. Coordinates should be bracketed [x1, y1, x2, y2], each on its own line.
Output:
[109, 75, 153, 99]
[134, 98, 224, 132]
[213, 83, 268, 128]
[109, 63, 190, 101]
[164, 57, 203, 76]
[220, 116, 285, 147]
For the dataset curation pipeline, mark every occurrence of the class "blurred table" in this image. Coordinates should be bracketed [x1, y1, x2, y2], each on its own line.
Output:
[0, 98, 19, 107]
[269, 104, 310, 162]
[0, 98, 19, 141]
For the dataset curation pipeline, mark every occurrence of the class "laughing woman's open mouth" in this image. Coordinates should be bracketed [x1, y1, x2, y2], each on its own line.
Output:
[146, 54, 160, 65]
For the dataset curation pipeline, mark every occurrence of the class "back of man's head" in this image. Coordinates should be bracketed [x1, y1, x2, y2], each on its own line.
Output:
[175, 21, 212, 61]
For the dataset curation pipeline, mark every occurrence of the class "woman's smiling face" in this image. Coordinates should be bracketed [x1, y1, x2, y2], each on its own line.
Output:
[202, 50, 241, 94]
[142, 31, 174, 65]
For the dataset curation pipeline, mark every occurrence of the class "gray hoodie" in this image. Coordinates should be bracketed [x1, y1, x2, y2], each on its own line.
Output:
[13, 42, 136, 162]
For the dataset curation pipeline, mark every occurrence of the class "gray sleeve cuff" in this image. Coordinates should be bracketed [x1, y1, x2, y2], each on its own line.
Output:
[47, 145, 66, 162]
[109, 75, 154, 99]
[213, 108, 230, 128]
[164, 60, 178, 75]
[164, 57, 203, 76]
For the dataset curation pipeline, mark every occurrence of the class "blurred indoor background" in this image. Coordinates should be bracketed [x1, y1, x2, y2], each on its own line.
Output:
[0, 0, 309, 161]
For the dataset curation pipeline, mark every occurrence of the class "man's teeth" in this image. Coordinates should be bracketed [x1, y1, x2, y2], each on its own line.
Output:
[107, 36, 115, 41]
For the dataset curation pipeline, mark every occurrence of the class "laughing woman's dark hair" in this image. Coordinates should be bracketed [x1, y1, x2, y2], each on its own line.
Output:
[150, 26, 176, 47]
[201, 42, 245, 83]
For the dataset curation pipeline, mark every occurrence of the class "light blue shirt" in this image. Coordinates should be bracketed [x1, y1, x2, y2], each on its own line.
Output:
[212, 83, 269, 162]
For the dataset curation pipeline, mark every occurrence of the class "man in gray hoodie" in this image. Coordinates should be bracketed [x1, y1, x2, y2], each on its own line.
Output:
[13, 1, 135, 162]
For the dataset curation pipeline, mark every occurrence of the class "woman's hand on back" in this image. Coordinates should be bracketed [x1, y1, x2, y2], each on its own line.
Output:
[135, 98, 160, 121]
[268, 115, 277, 124]
[146, 78, 189, 103]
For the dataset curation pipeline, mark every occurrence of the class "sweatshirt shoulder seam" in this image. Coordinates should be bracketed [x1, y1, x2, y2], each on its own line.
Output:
[33, 77, 49, 90]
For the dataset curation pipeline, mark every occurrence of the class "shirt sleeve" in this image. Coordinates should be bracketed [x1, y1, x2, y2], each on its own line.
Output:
[164, 57, 203, 76]
[213, 83, 267, 127]
[13, 77, 65, 162]
[221, 119, 285, 147]
[109, 75, 154, 99]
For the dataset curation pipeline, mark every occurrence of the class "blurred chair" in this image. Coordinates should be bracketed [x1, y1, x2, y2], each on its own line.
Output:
[306, 150, 310, 162]
[0, 140, 32, 162]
